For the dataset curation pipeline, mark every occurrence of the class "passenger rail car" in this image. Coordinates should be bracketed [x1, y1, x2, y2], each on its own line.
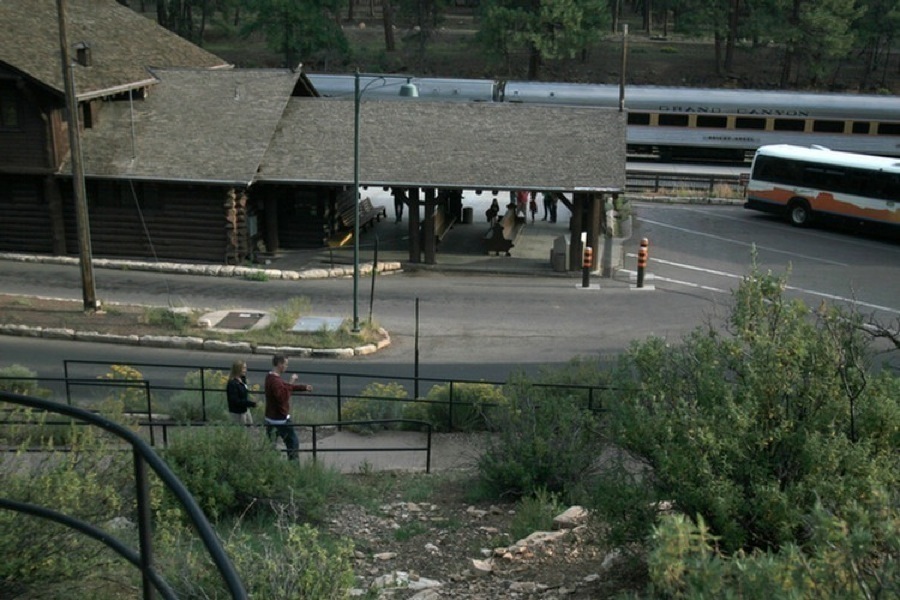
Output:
[306, 74, 900, 161]
[307, 74, 500, 102]
[504, 82, 900, 161]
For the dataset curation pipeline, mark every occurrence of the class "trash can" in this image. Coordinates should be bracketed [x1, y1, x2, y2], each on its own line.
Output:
[462, 206, 474, 224]
[551, 235, 569, 272]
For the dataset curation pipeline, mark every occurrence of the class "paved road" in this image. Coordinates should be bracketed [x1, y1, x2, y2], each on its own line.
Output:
[2, 198, 898, 375]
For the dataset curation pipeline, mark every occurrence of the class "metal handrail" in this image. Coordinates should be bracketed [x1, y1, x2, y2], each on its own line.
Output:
[0, 391, 247, 599]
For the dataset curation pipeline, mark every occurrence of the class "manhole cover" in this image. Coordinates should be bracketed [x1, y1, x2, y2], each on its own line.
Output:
[291, 316, 345, 332]
[216, 311, 265, 330]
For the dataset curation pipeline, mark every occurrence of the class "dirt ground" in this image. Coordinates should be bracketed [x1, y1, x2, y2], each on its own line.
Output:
[0, 294, 173, 337]
[326, 471, 645, 599]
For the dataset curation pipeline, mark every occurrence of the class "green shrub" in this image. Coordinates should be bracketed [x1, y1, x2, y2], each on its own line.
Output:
[166, 368, 232, 422]
[341, 381, 408, 434]
[160, 515, 355, 600]
[0, 364, 51, 397]
[406, 382, 507, 432]
[160, 425, 339, 521]
[509, 487, 565, 542]
[0, 426, 134, 597]
[647, 494, 900, 599]
[141, 306, 197, 331]
[595, 260, 900, 553]
[242, 269, 269, 281]
[476, 379, 605, 502]
[269, 296, 312, 330]
[97, 364, 148, 414]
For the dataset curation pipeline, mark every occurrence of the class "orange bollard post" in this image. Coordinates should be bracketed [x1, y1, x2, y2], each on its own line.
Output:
[581, 246, 593, 288]
[636, 238, 649, 288]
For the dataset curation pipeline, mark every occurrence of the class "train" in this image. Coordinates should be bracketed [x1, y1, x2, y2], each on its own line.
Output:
[306, 73, 900, 161]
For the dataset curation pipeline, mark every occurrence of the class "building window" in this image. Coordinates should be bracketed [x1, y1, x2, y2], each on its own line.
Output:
[0, 85, 20, 129]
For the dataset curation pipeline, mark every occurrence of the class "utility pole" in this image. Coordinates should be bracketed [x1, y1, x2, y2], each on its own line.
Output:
[57, 0, 99, 311]
[619, 24, 628, 112]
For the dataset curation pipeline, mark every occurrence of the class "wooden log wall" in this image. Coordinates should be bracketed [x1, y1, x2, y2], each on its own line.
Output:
[0, 174, 54, 253]
[60, 180, 234, 263]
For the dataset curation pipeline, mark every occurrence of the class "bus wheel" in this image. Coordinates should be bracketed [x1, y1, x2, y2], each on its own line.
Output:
[787, 199, 812, 227]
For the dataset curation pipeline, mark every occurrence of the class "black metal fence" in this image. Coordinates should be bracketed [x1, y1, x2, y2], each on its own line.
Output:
[1, 359, 613, 471]
[627, 169, 747, 197]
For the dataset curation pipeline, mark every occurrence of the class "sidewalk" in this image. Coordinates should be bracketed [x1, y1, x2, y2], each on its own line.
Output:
[272, 190, 616, 279]
[0, 190, 602, 280]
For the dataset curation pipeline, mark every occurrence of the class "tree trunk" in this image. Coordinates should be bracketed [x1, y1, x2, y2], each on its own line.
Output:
[527, 43, 541, 80]
[156, 0, 166, 27]
[780, 46, 795, 88]
[644, 0, 652, 34]
[714, 31, 723, 75]
[197, 0, 209, 47]
[779, 0, 801, 88]
[383, 0, 395, 52]
[724, 0, 740, 72]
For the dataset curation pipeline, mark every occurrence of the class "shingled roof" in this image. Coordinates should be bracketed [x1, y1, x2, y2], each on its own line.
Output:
[73, 68, 300, 184]
[0, 0, 230, 100]
[257, 98, 627, 193]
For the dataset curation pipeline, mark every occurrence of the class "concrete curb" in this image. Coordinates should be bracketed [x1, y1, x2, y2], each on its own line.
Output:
[0, 322, 391, 358]
[0, 252, 403, 280]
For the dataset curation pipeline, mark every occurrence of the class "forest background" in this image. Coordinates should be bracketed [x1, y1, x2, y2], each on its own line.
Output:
[126, 0, 900, 94]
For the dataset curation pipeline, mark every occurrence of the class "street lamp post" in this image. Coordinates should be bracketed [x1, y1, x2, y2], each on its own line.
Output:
[352, 71, 417, 333]
[352, 72, 362, 332]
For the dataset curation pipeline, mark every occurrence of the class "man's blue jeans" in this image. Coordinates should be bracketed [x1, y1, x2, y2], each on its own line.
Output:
[266, 421, 299, 461]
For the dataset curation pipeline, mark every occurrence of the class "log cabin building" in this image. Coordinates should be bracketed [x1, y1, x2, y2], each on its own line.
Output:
[0, 0, 626, 268]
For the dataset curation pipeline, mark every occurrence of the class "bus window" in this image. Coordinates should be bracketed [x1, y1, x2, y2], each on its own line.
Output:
[803, 167, 845, 190]
[812, 120, 845, 133]
[735, 117, 766, 130]
[774, 118, 805, 132]
[753, 155, 798, 184]
[658, 114, 689, 127]
[851, 121, 871, 134]
[696, 115, 727, 128]
[627, 112, 651, 125]
[876, 122, 900, 135]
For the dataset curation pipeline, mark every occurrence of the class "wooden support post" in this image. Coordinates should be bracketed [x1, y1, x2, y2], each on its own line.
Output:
[423, 188, 436, 264]
[408, 187, 421, 263]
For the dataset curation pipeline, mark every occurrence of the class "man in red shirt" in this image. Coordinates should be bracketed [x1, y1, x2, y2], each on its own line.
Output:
[264, 354, 313, 461]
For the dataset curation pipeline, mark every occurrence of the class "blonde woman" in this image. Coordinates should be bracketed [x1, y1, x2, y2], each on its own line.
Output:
[226, 360, 256, 425]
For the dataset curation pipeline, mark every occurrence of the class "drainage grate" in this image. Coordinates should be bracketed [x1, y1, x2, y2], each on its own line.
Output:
[215, 311, 265, 330]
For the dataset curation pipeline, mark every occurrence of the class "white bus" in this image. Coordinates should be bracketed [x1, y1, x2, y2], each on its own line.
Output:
[744, 144, 900, 231]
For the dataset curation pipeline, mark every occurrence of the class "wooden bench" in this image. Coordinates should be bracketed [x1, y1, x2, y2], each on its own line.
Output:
[419, 207, 457, 248]
[433, 208, 456, 244]
[337, 195, 387, 232]
[483, 207, 525, 256]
